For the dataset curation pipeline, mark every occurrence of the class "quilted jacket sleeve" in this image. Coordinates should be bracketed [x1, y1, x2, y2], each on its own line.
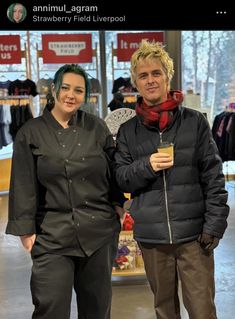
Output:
[114, 123, 157, 194]
[197, 113, 229, 238]
[6, 127, 37, 236]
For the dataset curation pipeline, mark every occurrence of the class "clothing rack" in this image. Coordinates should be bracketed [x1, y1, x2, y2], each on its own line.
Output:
[0, 95, 31, 106]
[212, 109, 235, 189]
[0, 95, 30, 99]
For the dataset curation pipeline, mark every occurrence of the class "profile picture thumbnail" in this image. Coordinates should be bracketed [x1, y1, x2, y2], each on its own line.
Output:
[7, 3, 27, 23]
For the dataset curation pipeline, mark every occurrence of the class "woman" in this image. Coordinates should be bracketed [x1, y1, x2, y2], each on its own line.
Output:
[6, 64, 125, 319]
[7, 3, 27, 23]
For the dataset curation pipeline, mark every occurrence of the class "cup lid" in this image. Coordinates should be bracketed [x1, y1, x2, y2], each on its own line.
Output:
[158, 141, 173, 147]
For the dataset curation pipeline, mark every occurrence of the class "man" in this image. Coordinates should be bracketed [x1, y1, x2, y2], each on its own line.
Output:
[114, 40, 229, 319]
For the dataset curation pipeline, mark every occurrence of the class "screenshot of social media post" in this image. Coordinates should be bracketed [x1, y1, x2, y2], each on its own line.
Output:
[0, 1, 235, 319]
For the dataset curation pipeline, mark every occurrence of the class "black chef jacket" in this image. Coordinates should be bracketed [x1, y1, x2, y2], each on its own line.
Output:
[6, 107, 123, 256]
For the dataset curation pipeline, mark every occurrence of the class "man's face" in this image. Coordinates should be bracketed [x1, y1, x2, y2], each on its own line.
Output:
[135, 58, 169, 106]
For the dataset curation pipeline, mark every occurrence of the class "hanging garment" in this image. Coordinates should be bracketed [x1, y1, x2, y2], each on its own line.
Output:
[212, 111, 235, 161]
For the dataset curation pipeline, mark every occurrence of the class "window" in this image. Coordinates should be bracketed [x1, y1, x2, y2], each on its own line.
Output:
[182, 31, 235, 118]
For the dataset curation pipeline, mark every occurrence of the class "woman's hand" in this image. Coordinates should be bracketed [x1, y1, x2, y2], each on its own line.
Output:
[20, 234, 36, 252]
[114, 205, 126, 228]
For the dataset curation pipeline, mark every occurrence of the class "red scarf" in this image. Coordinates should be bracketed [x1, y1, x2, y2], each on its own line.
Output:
[136, 90, 184, 130]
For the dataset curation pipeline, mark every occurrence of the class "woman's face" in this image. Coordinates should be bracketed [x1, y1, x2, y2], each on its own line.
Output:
[13, 4, 23, 23]
[52, 72, 86, 116]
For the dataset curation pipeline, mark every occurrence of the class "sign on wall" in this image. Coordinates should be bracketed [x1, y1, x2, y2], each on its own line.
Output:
[42, 34, 93, 64]
[0, 35, 21, 64]
[117, 32, 164, 62]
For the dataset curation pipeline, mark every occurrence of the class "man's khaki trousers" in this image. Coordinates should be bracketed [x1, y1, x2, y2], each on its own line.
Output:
[139, 240, 217, 319]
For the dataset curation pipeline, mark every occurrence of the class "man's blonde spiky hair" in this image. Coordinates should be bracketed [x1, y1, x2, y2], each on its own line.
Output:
[130, 40, 174, 87]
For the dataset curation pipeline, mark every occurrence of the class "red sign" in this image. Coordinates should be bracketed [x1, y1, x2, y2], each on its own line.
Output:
[117, 32, 164, 62]
[0, 35, 21, 64]
[42, 34, 93, 64]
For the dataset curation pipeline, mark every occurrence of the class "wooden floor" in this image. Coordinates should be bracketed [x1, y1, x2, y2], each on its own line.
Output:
[0, 158, 11, 192]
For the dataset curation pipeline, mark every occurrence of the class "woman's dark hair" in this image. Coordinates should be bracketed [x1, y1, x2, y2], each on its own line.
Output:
[47, 64, 90, 110]
[7, 3, 27, 23]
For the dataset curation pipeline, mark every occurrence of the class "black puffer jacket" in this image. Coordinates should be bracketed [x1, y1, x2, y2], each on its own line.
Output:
[115, 106, 229, 244]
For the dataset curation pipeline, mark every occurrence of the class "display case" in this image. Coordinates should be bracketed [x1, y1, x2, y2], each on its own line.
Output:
[112, 230, 145, 277]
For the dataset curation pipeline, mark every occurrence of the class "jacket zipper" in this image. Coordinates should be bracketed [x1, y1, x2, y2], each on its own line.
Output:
[159, 131, 173, 244]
